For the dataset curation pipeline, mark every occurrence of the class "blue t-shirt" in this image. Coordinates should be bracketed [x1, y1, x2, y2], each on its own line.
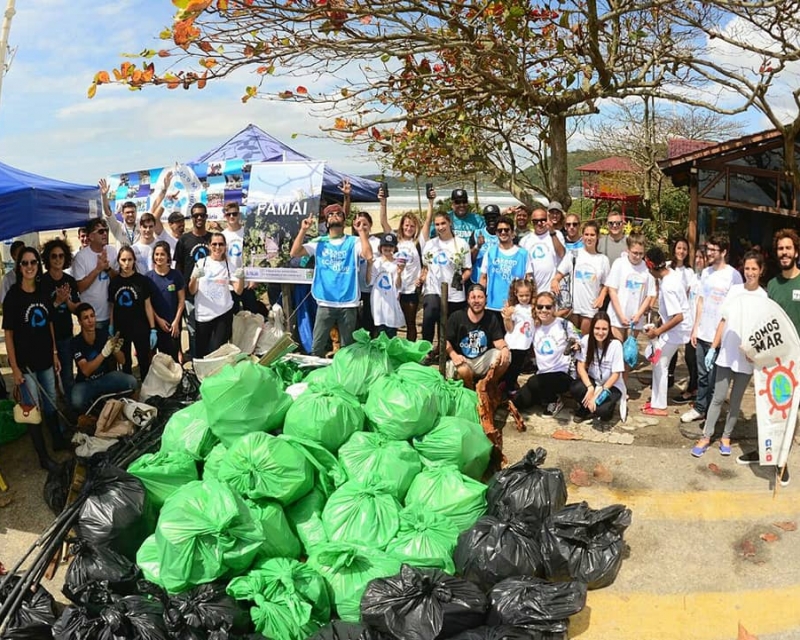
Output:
[72, 328, 112, 382]
[471, 228, 499, 283]
[146, 268, 186, 323]
[429, 211, 486, 243]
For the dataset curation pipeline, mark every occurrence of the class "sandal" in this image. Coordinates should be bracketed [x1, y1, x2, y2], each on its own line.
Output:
[691, 438, 711, 458]
[719, 439, 732, 456]
[641, 406, 667, 416]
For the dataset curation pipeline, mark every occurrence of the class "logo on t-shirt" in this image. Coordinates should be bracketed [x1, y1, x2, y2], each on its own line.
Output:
[192, 245, 209, 261]
[116, 287, 137, 307]
[537, 338, 555, 356]
[98, 271, 109, 281]
[26, 304, 48, 328]
[531, 244, 547, 260]
[460, 329, 488, 359]
[433, 251, 450, 266]
[377, 274, 392, 290]
[228, 243, 243, 258]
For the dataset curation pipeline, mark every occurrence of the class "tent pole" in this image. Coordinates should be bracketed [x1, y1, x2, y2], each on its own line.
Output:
[0, 0, 16, 112]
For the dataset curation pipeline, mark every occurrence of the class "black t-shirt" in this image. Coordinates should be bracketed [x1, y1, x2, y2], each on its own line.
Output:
[174, 232, 212, 276]
[446, 308, 504, 359]
[40, 272, 80, 340]
[2, 285, 55, 372]
[108, 273, 151, 333]
[72, 328, 112, 382]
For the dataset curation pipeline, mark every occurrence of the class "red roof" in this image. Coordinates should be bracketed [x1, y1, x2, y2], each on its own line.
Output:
[577, 156, 641, 173]
[666, 138, 716, 159]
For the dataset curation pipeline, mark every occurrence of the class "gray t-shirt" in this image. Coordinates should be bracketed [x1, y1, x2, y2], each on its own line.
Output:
[598, 234, 627, 264]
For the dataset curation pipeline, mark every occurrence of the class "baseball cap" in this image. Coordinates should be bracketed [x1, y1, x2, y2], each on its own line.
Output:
[379, 232, 398, 248]
[547, 201, 565, 214]
[483, 204, 501, 218]
[451, 189, 468, 203]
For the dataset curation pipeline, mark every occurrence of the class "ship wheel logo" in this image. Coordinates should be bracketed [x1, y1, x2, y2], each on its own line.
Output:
[759, 357, 798, 419]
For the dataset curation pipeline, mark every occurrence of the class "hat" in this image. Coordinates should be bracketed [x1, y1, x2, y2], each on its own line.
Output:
[451, 189, 468, 202]
[467, 283, 487, 295]
[482, 204, 501, 218]
[547, 201, 565, 214]
[379, 232, 398, 248]
[167, 211, 186, 223]
[323, 203, 344, 218]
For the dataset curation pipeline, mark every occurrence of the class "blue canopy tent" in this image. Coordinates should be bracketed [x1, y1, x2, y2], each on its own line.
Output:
[188, 123, 381, 203]
[0, 161, 100, 240]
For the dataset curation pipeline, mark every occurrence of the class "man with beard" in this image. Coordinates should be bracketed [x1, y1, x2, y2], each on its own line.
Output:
[445, 283, 511, 389]
[429, 189, 486, 242]
[737, 228, 800, 486]
[291, 203, 373, 356]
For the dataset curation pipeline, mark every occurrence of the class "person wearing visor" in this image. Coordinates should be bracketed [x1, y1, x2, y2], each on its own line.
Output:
[291, 203, 373, 356]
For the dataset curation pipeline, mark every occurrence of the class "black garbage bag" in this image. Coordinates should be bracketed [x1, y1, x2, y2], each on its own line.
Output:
[63, 541, 140, 610]
[307, 621, 389, 640]
[540, 502, 632, 590]
[43, 457, 77, 516]
[74, 466, 151, 560]
[453, 514, 544, 591]
[487, 576, 587, 634]
[447, 626, 537, 640]
[164, 582, 251, 640]
[485, 449, 566, 526]
[0, 575, 58, 639]
[360, 564, 487, 640]
[52, 595, 169, 640]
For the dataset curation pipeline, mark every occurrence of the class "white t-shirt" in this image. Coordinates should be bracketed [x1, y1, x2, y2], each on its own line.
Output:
[696, 264, 743, 342]
[422, 236, 472, 303]
[606, 256, 656, 329]
[0, 271, 16, 304]
[716, 284, 768, 374]
[576, 335, 626, 394]
[657, 268, 692, 345]
[520, 232, 560, 294]
[504, 303, 534, 350]
[531, 318, 580, 374]
[671, 264, 698, 326]
[223, 227, 245, 272]
[396, 239, 421, 295]
[73, 245, 119, 322]
[194, 257, 235, 322]
[557, 249, 610, 317]
[370, 257, 404, 329]
[132, 231, 171, 275]
[357, 236, 381, 294]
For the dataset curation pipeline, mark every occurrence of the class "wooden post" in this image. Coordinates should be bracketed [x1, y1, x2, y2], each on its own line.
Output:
[281, 283, 295, 339]
[688, 167, 698, 257]
[438, 282, 449, 376]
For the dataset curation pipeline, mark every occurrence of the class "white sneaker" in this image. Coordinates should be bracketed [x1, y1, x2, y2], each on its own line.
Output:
[680, 407, 704, 423]
[544, 399, 564, 417]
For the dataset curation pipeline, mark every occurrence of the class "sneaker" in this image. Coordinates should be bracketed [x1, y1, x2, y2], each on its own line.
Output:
[680, 408, 704, 423]
[736, 450, 760, 465]
[671, 392, 696, 405]
[544, 399, 564, 417]
[573, 412, 592, 424]
[780, 466, 791, 487]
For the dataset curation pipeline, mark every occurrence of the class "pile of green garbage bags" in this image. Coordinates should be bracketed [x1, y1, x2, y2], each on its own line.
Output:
[132, 331, 492, 637]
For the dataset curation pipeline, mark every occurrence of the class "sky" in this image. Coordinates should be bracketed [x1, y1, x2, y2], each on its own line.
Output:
[0, 1, 792, 188]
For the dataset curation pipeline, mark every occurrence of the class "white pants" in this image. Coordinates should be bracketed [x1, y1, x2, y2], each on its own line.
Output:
[651, 341, 681, 409]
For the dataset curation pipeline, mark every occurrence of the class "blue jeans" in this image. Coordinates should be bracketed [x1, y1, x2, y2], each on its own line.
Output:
[21, 367, 58, 418]
[70, 371, 138, 414]
[55, 337, 75, 400]
[184, 299, 197, 359]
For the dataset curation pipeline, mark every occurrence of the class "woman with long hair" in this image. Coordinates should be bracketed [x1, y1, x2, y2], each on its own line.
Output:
[570, 311, 626, 424]
[668, 236, 699, 402]
[109, 245, 157, 380]
[145, 241, 186, 361]
[188, 231, 244, 358]
[3, 247, 64, 469]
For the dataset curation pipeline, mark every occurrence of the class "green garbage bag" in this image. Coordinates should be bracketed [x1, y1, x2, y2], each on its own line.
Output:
[284, 484, 328, 554]
[386, 335, 433, 366]
[201, 361, 292, 446]
[202, 442, 227, 480]
[413, 416, 493, 479]
[307, 543, 401, 622]
[136, 534, 162, 585]
[321, 480, 401, 549]
[142, 479, 265, 593]
[446, 379, 480, 422]
[337, 432, 421, 501]
[303, 366, 333, 389]
[0, 399, 25, 445]
[245, 499, 302, 560]
[267, 359, 307, 389]
[217, 432, 314, 504]
[227, 557, 330, 639]
[328, 330, 393, 401]
[279, 435, 347, 498]
[385, 505, 459, 573]
[283, 389, 364, 452]
[396, 362, 453, 416]
[128, 451, 199, 508]
[404, 464, 487, 532]
[159, 402, 218, 460]
[364, 372, 439, 440]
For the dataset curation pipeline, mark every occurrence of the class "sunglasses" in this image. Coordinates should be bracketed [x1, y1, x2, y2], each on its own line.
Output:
[532, 218, 547, 224]
[20, 259, 39, 267]
[93, 228, 109, 234]
[210, 242, 226, 247]
[496, 228, 512, 233]
[608, 221, 623, 226]
[536, 304, 553, 310]
[192, 213, 208, 219]
[565, 222, 580, 227]
[50, 253, 65, 259]
[225, 211, 240, 216]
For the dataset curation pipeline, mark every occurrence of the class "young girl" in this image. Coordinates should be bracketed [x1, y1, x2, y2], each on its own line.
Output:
[370, 232, 405, 338]
[515, 291, 580, 416]
[606, 234, 656, 344]
[501, 278, 536, 392]
[570, 311, 626, 424]
[668, 237, 699, 402]
[691, 251, 767, 457]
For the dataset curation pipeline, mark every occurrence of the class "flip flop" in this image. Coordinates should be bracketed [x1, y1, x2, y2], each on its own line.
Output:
[641, 406, 667, 416]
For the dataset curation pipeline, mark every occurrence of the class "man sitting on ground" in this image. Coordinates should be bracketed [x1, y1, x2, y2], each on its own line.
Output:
[445, 283, 511, 389]
[70, 303, 138, 413]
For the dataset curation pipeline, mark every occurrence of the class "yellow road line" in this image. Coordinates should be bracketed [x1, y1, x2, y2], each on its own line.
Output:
[570, 486, 800, 520]
[572, 585, 800, 639]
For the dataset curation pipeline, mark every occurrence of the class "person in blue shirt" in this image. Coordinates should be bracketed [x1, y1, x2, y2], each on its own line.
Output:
[470, 204, 501, 283]
[428, 188, 486, 242]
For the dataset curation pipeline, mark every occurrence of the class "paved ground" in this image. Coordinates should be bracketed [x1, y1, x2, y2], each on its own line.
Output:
[1, 337, 798, 639]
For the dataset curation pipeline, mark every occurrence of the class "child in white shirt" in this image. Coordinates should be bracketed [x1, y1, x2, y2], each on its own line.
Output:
[370, 232, 405, 338]
[501, 277, 536, 391]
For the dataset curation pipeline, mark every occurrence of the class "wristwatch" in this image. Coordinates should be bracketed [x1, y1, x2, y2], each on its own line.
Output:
[549, 231, 557, 237]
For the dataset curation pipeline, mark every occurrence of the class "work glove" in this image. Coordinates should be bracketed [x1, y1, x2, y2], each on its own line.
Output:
[233, 267, 245, 280]
[111, 336, 124, 353]
[150, 329, 158, 350]
[101, 339, 115, 358]
[192, 264, 205, 279]
[704, 347, 717, 370]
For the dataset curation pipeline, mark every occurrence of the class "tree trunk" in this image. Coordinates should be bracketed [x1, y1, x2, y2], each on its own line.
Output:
[548, 114, 572, 210]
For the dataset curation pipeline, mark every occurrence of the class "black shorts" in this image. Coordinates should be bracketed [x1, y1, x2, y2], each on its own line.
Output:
[399, 292, 419, 305]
